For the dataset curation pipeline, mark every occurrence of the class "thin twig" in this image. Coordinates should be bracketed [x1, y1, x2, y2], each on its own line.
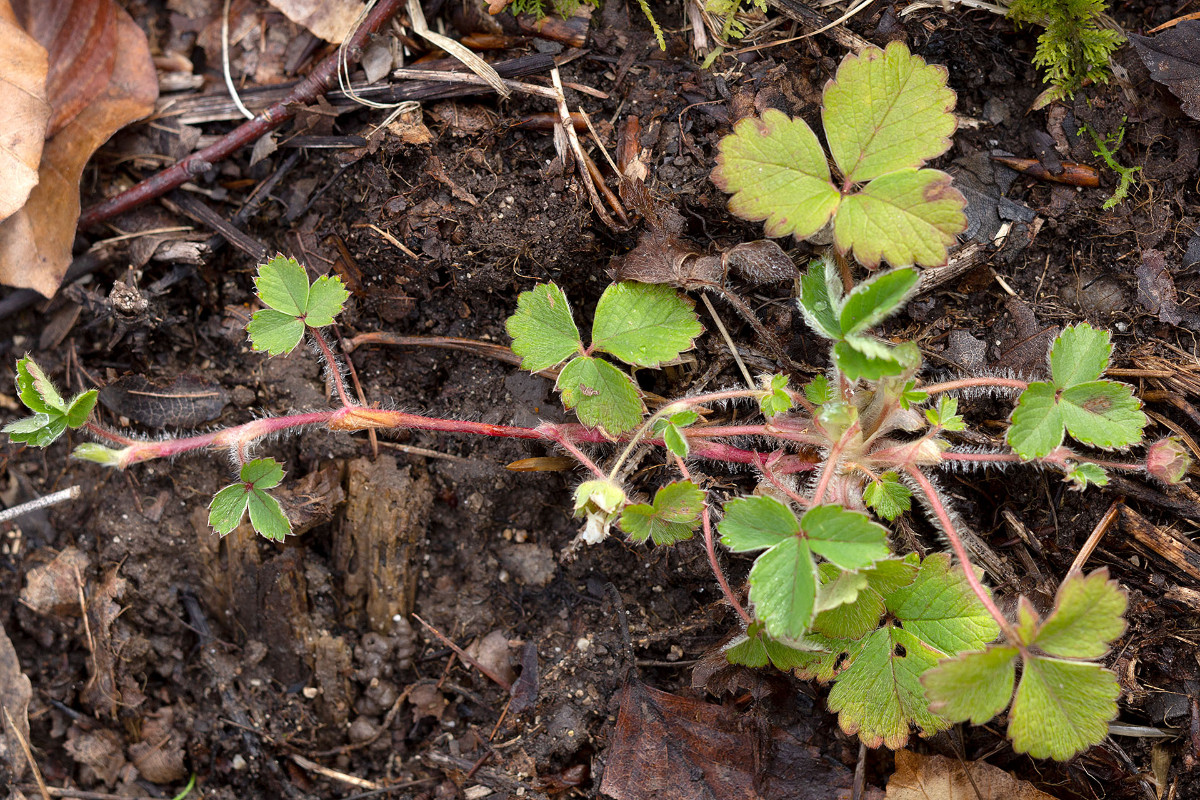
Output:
[0, 486, 81, 523]
[412, 614, 513, 691]
[1067, 501, 1122, 579]
[79, 0, 407, 228]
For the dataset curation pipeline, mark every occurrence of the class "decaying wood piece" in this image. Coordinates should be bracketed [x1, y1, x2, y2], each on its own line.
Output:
[337, 456, 433, 633]
[1118, 504, 1200, 583]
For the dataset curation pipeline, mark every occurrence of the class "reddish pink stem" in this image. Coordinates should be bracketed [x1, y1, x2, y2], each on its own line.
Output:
[675, 456, 751, 625]
[904, 466, 1019, 644]
[921, 377, 1028, 395]
[310, 327, 353, 408]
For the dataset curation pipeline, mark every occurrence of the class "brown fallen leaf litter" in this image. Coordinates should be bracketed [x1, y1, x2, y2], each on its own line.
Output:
[0, 0, 1198, 798]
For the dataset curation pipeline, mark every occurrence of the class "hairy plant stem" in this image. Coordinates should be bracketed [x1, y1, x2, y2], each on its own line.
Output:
[85, 406, 820, 474]
[904, 465, 1021, 645]
[811, 421, 861, 505]
[941, 449, 1146, 473]
[921, 377, 1028, 395]
[310, 327, 353, 408]
[675, 455, 751, 625]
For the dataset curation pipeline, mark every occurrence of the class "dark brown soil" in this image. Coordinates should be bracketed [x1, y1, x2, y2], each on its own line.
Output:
[2, 1, 1199, 799]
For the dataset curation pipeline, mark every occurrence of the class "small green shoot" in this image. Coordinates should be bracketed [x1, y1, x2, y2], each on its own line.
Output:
[760, 374, 793, 418]
[924, 569, 1126, 759]
[1006, 323, 1146, 459]
[926, 396, 965, 431]
[797, 258, 921, 380]
[712, 42, 966, 269]
[208, 458, 291, 541]
[1082, 120, 1141, 210]
[619, 480, 705, 545]
[3, 357, 98, 447]
[247, 255, 349, 355]
[653, 410, 699, 458]
[863, 472, 912, 521]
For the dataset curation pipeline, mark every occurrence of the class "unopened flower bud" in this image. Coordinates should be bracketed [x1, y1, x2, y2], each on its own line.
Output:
[1146, 437, 1191, 484]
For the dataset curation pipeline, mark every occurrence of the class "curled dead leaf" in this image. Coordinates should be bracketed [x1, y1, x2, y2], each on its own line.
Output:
[0, 2, 49, 222]
[886, 751, 1061, 800]
[0, 0, 157, 296]
[0, 618, 32, 781]
[265, 0, 365, 43]
[20, 545, 90, 617]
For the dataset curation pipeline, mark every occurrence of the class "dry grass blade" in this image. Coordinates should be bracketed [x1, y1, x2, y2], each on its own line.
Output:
[405, 0, 509, 98]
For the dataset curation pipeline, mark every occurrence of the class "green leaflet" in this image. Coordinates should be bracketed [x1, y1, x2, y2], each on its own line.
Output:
[713, 43, 966, 268]
[761, 555, 998, 746]
[822, 42, 958, 183]
[759, 374, 793, 418]
[619, 480, 705, 546]
[507, 283, 583, 371]
[247, 255, 349, 356]
[591, 282, 703, 368]
[800, 505, 890, 571]
[506, 281, 700, 435]
[556, 357, 644, 435]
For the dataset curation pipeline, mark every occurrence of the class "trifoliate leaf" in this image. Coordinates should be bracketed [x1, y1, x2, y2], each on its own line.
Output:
[619, 480, 705, 546]
[922, 646, 1018, 724]
[1006, 382, 1064, 459]
[749, 536, 818, 640]
[863, 471, 912, 521]
[839, 267, 920, 335]
[833, 168, 966, 268]
[253, 254, 310, 317]
[209, 484, 251, 536]
[247, 487, 291, 542]
[16, 357, 65, 414]
[1033, 569, 1126, 659]
[760, 374, 793, 418]
[718, 495, 799, 552]
[800, 504, 891, 570]
[711, 109, 841, 241]
[247, 309, 306, 356]
[1066, 462, 1108, 489]
[72, 443, 126, 466]
[6, 360, 97, 447]
[1050, 322, 1111, 388]
[804, 374, 836, 405]
[591, 282, 702, 368]
[1059, 381, 1146, 449]
[926, 396, 965, 432]
[1008, 657, 1119, 760]
[208, 458, 290, 538]
[555, 357, 644, 435]
[304, 275, 351, 328]
[506, 283, 583, 371]
[798, 258, 842, 340]
[822, 41, 957, 183]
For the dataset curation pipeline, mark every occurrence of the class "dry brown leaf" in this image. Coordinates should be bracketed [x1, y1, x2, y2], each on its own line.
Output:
[0, 2, 50, 223]
[0, 618, 33, 782]
[20, 545, 90, 616]
[0, 1, 157, 296]
[887, 751, 1062, 800]
[12, 0, 118, 136]
[265, 0, 366, 43]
